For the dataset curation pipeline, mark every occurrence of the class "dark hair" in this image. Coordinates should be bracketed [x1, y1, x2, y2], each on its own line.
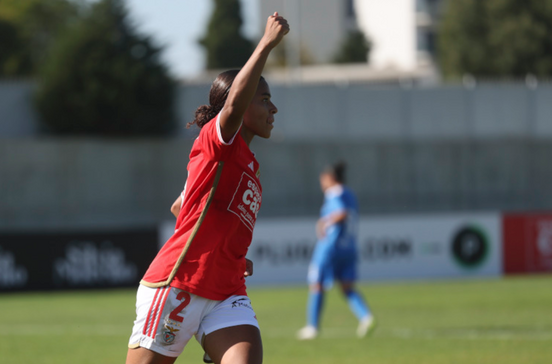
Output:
[187, 70, 239, 129]
[323, 161, 347, 184]
[187, 70, 266, 129]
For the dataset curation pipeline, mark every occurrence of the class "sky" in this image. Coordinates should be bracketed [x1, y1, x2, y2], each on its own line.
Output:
[125, 0, 261, 79]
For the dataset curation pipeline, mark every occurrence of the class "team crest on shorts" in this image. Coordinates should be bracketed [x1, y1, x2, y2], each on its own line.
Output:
[162, 324, 179, 345]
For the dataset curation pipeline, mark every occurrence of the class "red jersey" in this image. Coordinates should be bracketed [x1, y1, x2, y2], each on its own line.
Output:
[141, 113, 262, 300]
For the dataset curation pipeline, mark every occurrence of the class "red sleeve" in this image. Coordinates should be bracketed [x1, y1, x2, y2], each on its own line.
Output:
[198, 113, 240, 162]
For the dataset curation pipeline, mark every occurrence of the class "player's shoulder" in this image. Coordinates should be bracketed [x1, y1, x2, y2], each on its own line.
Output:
[197, 115, 218, 140]
[342, 186, 357, 198]
[337, 186, 357, 207]
[325, 185, 344, 199]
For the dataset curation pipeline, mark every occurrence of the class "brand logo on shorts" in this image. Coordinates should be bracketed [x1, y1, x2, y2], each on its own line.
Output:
[231, 298, 253, 310]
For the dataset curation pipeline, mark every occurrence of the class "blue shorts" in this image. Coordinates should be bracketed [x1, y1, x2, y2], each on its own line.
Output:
[307, 244, 357, 287]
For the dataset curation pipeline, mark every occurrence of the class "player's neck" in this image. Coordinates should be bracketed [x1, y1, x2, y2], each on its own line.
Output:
[324, 183, 342, 194]
[240, 128, 254, 146]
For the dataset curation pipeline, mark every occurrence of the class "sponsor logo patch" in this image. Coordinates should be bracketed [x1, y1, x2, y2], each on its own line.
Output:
[228, 172, 261, 231]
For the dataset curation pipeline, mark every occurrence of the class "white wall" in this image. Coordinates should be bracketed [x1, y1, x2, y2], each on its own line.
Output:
[261, 0, 348, 63]
[0, 81, 38, 137]
[355, 0, 417, 70]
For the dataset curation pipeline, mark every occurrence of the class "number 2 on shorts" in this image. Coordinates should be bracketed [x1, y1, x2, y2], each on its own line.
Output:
[169, 291, 191, 322]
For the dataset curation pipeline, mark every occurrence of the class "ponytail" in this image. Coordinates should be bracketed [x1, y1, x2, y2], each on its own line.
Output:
[187, 69, 240, 129]
[187, 69, 266, 129]
[188, 104, 221, 129]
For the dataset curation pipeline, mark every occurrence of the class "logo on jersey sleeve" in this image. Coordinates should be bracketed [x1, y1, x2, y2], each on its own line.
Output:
[228, 172, 262, 231]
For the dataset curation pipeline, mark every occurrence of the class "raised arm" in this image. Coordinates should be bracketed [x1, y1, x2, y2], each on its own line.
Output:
[218, 12, 289, 142]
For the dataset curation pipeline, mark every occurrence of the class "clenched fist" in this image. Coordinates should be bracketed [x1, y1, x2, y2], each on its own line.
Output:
[261, 12, 290, 49]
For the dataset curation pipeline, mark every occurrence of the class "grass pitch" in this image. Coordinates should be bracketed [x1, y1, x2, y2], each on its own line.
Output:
[1, 275, 551, 364]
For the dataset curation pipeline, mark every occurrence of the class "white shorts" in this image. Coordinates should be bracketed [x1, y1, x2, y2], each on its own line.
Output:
[128, 284, 259, 361]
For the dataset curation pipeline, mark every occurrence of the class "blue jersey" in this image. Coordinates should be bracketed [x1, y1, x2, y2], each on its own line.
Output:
[319, 185, 358, 253]
[308, 184, 359, 285]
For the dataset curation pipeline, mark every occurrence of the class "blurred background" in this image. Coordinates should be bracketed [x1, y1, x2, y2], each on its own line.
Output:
[1, 0, 552, 301]
[2, 1, 552, 363]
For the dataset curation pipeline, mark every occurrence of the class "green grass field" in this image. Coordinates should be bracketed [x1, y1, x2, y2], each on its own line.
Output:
[1, 275, 551, 364]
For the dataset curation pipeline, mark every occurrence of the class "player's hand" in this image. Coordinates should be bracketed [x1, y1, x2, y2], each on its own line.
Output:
[262, 12, 290, 49]
[316, 218, 327, 239]
[244, 258, 254, 277]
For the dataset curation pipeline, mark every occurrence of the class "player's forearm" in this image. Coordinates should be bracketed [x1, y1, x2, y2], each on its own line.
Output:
[219, 13, 288, 140]
[323, 211, 348, 227]
[171, 195, 182, 218]
[331, 211, 348, 224]
[317, 211, 348, 238]
[222, 44, 272, 123]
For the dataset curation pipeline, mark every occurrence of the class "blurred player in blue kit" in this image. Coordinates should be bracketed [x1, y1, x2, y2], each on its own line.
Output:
[297, 162, 376, 340]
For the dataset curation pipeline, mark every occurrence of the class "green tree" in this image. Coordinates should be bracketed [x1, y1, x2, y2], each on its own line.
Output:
[439, 0, 552, 79]
[0, 18, 31, 76]
[0, 0, 81, 77]
[332, 30, 371, 64]
[35, 0, 176, 136]
[200, 0, 254, 69]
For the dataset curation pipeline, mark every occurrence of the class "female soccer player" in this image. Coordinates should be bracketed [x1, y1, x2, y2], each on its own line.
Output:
[126, 12, 289, 364]
[297, 162, 376, 340]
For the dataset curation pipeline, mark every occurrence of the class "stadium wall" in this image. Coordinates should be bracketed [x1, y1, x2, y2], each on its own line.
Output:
[2, 81, 552, 140]
[1, 80, 552, 291]
[0, 81, 38, 137]
[1, 138, 552, 230]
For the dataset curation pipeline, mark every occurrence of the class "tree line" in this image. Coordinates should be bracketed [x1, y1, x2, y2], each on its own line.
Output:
[1, 0, 551, 135]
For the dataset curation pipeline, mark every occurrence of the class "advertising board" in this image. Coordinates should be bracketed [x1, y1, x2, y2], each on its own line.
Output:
[241, 212, 503, 285]
[503, 213, 552, 274]
[0, 229, 158, 292]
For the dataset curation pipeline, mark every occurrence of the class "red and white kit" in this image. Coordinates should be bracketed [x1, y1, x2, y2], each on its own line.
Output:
[141, 112, 262, 299]
[128, 285, 258, 358]
[142, 113, 262, 299]
[128, 113, 263, 357]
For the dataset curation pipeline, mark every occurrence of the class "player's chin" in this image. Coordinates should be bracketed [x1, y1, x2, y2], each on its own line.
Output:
[260, 126, 274, 139]
[259, 131, 272, 139]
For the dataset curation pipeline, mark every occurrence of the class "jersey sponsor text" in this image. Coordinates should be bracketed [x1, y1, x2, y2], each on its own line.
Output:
[228, 172, 262, 231]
